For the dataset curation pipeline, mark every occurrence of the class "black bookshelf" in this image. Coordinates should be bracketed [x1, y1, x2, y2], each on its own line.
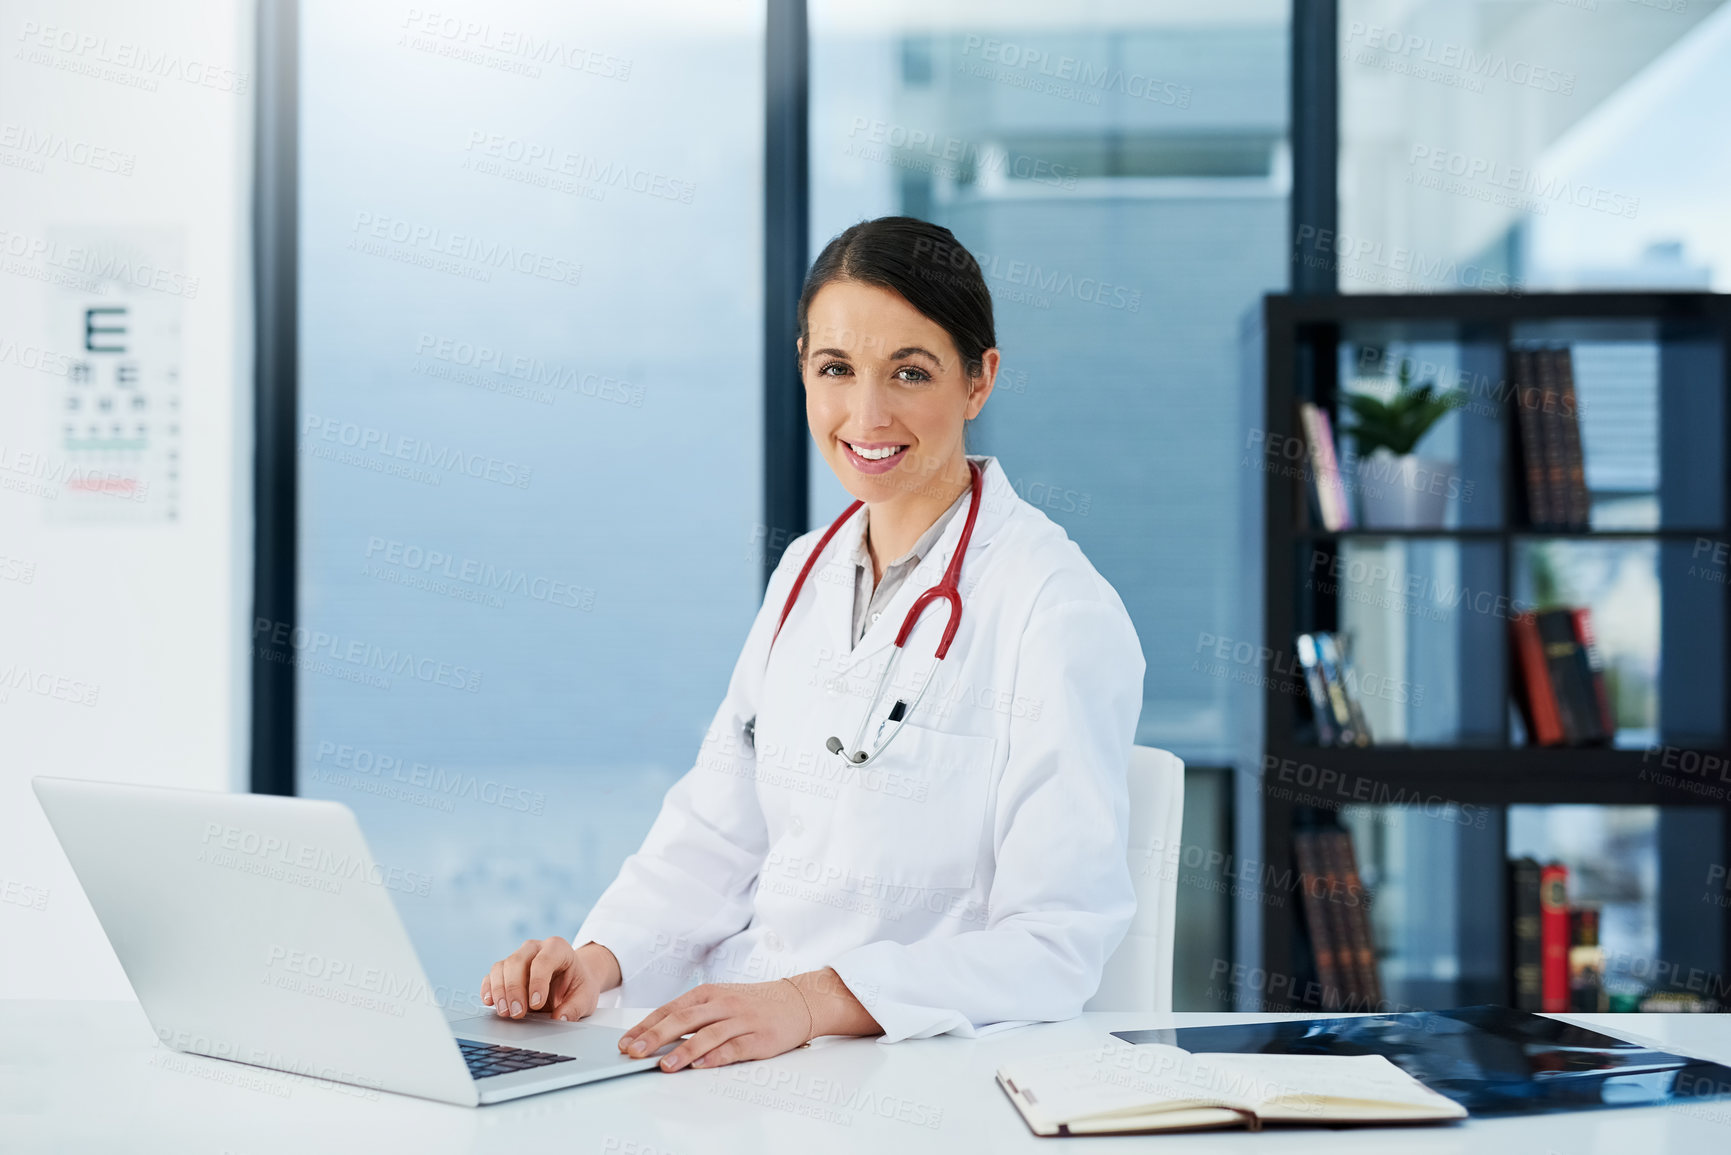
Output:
[1257, 291, 1731, 1013]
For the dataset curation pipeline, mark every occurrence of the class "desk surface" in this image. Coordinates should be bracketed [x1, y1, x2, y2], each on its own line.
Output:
[6, 1001, 1731, 1153]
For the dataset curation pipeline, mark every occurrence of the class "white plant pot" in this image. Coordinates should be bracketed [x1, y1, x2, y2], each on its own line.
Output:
[1355, 452, 1457, 529]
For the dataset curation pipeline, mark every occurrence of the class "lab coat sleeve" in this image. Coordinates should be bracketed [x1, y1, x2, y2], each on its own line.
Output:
[827, 594, 1145, 1043]
[572, 536, 809, 999]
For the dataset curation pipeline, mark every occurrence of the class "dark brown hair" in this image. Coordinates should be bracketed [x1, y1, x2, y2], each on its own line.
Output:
[797, 216, 997, 378]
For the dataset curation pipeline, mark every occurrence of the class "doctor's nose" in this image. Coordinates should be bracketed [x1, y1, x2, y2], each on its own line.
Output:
[853, 379, 894, 430]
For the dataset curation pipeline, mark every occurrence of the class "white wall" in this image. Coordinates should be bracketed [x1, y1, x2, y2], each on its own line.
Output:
[0, 0, 253, 999]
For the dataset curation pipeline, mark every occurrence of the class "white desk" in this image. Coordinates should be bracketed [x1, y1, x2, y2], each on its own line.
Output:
[6, 1002, 1731, 1153]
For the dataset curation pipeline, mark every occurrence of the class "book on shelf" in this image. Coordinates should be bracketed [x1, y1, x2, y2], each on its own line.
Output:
[1294, 822, 1382, 1011]
[1535, 347, 1571, 528]
[1537, 608, 1608, 744]
[1510, 611, 1564, 746]
[1294, 635, 1339, 747]
[1298, 401, 1354, 531]
[1508, 345, 1590, 530]
[1540, 861, 1570, 1013]
[1509, 859, 1610, 1014]
[1324, 828, 1383, 1008]
[1508, 856, 1544, 1012]
[1296, 631, 1374, 748]
[1549, 348, 1592, 526]
[1571, 607, 1616, 737]
[1510, 349, 1552, 527]
[1569, 905, 1608, 1013]
[1323, 634, 1377, 748]
[996, 1041, 1465, 1136]
[1509, 607, 1614, 747]
[1296, 633, 1353, 746]
[1292, 829, 1348, 1009]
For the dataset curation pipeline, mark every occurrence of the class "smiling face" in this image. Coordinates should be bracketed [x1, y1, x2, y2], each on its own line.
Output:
[800, 279, 997, 507]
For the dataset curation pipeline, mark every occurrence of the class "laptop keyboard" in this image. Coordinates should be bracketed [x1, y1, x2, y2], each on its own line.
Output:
[455, 1037, 580, 1081]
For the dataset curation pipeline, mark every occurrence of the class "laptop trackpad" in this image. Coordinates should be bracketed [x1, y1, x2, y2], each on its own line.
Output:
[448, 1014, 674, 1061]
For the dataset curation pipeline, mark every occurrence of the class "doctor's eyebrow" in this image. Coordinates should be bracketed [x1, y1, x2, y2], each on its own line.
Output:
[809, 345, 944, 367]
[889, 346, 943, 366]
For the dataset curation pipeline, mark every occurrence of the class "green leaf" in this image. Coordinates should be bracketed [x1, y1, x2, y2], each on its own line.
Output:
[1341, 375, 1465, 458]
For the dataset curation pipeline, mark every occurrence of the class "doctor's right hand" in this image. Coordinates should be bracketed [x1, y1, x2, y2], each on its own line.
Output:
[481, 936, 623, 1022]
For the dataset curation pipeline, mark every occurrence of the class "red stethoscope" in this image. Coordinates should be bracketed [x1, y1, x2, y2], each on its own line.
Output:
[766, 459, 984, 766]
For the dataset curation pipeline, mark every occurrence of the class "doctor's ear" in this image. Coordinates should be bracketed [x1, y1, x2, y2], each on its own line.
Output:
[964, 348, 1001, 420]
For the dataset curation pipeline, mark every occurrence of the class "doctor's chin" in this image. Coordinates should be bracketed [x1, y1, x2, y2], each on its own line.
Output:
[10, 0, 1731, 1146]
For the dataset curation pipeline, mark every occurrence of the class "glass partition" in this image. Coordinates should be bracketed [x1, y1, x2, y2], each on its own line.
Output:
[295, 0, 765, 1000]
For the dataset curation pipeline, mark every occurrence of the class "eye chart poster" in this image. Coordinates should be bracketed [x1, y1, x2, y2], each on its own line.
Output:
[46, 226, 185, 523]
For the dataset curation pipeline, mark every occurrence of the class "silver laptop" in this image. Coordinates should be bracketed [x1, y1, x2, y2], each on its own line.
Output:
[31, 775, 671, 1106]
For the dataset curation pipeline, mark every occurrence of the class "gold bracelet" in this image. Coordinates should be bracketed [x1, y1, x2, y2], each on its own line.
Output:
[782, 976, 814, 1047]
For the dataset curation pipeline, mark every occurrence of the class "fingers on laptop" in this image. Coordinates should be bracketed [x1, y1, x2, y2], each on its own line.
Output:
[483, 937, 582, 1020]
[483, 958, 511, 1016]
[499, 940, 537, 1018]
[528, 943, 568, 1014]
[484, 949, 527, 1017]
[548, 969, 593, 1022]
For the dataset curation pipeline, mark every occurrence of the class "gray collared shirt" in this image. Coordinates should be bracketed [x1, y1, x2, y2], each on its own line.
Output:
[850, 486, 972, 649]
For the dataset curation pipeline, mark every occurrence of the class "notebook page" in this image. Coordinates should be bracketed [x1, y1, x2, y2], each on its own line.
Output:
[999, 1042, 1261, 1124]
[1198, 1053, 1466, 1119]
[1064, 1107, 1250, 1134]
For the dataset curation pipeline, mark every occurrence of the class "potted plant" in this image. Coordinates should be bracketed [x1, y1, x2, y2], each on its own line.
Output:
[1342, 360, 1467, 528]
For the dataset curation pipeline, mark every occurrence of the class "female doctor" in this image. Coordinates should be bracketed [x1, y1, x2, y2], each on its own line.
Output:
[481, 216, 1145, 1072]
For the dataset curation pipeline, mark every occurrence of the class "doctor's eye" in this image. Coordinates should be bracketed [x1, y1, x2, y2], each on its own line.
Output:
[817, 360, 851, 377]
[894, 366, 932, 384]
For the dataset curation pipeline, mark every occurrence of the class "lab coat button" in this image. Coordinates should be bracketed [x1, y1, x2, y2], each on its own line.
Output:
[766, 931, 784, 951]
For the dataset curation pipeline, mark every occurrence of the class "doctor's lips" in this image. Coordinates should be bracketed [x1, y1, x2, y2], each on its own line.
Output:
[841, 439, 910, 475]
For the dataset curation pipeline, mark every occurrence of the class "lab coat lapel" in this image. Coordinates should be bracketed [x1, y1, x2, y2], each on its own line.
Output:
[809, 503, 866, 661]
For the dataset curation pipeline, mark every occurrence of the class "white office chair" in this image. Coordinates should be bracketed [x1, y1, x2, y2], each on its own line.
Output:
[1085, 745, 1185, 1014]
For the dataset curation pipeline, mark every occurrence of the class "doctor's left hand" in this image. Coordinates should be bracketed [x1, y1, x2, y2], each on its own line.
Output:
[618, 968, 879, 1071]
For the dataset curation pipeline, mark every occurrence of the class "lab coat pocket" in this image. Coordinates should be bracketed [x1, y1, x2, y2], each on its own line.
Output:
[835, 722, 998, 891]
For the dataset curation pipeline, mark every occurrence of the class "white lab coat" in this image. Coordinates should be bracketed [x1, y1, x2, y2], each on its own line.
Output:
[575, 454, 1145, 1043]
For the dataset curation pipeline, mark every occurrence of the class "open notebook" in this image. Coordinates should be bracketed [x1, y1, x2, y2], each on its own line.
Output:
[996, 1040, 1467, 1136]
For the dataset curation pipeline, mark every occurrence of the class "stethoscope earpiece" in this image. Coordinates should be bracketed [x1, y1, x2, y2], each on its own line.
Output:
[823, 735, 871, 763]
